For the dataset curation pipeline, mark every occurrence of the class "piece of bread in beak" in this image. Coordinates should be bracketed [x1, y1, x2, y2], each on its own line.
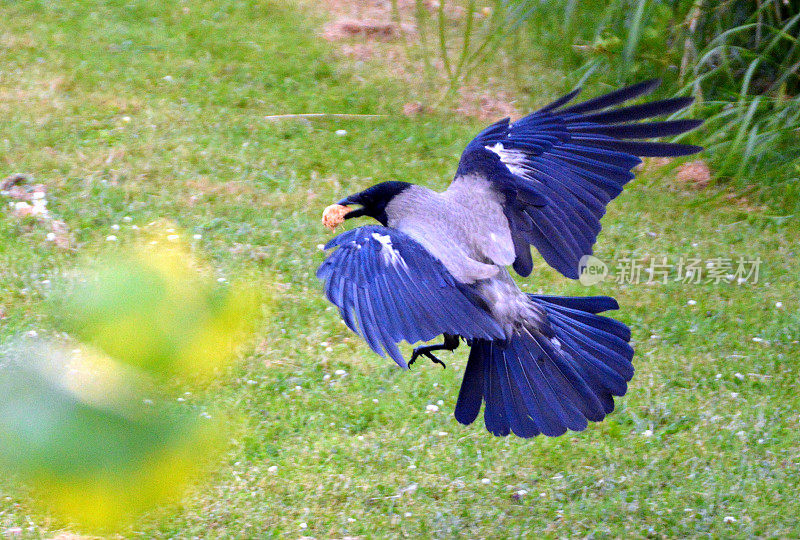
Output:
[322, 204, 350, 231]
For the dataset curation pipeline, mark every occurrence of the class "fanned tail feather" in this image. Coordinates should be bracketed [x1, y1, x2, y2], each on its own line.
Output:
[454, 295, 634, 437]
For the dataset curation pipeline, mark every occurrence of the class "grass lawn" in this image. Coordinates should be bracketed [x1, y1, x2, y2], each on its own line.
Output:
[1, 0, 799, 537]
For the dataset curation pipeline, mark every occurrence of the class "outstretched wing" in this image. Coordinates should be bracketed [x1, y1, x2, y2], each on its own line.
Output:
[317, 225, 505, 368]
[452, 79, 703, 279]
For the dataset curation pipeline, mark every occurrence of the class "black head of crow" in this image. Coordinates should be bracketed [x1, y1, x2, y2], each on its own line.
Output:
[333, 181, 413, 226]
[318, 79, 702, 438]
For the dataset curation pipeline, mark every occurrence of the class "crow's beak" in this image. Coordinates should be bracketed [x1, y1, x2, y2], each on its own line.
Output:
[322, 204, 351, 231]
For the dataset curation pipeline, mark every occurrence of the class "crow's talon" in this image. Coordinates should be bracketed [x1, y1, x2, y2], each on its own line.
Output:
[427, 352, 446, 369]
[409, 347, 447, 369]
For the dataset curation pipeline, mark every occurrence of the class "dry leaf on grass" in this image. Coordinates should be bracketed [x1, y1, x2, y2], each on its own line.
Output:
[675, 160, 711, 189]
[1, 173, 30, 191]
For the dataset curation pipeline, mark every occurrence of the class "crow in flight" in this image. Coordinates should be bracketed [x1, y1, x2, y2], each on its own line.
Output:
[317, 79, 701, 437]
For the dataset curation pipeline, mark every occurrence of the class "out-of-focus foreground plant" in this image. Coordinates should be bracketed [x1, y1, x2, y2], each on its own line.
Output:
[49, 237, 261, 382]
[0, 232, 263, 531]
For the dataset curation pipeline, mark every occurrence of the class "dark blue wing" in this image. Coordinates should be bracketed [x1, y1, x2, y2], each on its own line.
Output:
[454, 79, 703, 279]
[316, 225, 505, 368]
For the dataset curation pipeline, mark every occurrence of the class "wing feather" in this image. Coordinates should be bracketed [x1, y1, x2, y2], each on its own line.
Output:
[453, 79, 702, 278]
[317, 226, 505, 368]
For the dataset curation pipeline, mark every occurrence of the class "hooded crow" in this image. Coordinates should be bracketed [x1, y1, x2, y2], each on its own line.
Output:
[317, 79, 702, 438]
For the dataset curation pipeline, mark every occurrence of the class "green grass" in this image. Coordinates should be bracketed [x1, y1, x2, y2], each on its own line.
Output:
[1, 0, 800, 537]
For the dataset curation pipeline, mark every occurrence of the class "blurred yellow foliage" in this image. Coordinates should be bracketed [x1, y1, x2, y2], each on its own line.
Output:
[50, 227, 264, 382]
[0, 227, 266, 531]
[0, 342, 228, 530]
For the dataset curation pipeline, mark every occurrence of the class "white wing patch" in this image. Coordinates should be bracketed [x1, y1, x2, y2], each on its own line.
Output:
[371, 232, 407, 268]
[485, 142, 527, 177]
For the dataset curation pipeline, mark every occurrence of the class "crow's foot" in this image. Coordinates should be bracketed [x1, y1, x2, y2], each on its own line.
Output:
[407, 334, 460, 369]
[409, 346, 447, 369]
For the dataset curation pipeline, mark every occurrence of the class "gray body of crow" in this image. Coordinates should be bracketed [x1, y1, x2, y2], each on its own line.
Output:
[384, 178, 546, 337]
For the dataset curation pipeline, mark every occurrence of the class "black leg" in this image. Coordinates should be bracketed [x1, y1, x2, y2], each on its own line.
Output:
[409, 334, 460, 369]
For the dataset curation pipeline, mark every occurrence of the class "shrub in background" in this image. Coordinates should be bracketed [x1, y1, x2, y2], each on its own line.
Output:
[408, 0, 800, 213]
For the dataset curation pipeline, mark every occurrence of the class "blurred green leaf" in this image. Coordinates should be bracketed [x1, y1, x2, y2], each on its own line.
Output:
[0, 341, 226, 530]
[49, 230, 263, 381]
[0, 229, 266, 530]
